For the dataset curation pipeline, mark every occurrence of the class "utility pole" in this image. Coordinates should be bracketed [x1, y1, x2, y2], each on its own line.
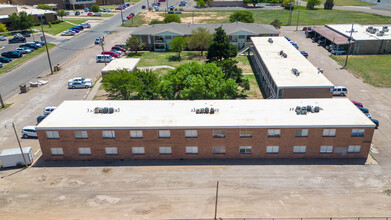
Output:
[214, 181, 219, 220]
[296, 1, 301, 31]
[288, 0, 293, 25]
[343, 24, 354, 69]
[100, 37, 107, 66]
[147, 0, 150, 8]
[12, 123, 28, 168]
[120, 9, 124, 25]
[0, 93, 4, 108]
[39, 17, 53, 75]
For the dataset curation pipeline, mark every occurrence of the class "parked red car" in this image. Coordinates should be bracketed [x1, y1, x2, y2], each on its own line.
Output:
[102, 51, 120, 58]
[352, 101, 363, 108]
[111, 46, 126, 52]
[115, 7, 123, 10]
[87, 12, 93, 16]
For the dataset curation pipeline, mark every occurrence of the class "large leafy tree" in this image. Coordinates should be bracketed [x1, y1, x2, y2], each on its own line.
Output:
[169, 36, 186, 58]
[187, 27, 212, 57]
[324, 0, 334, 10]
[229, 10, 254, 23]
[57, 10, 67, 21]
[306, 0, 321, 9]
[126, 36, 145, 54]
[207, 27, 237, 62]
[214, 59, 249, 91]
[37, 4, 52, 10]
[163, 14, 181, 23]
[103, 69, 160, 100]
[271, 19, 282, 29]
[8, 11, 33, 30]
[160, 62, 239, 100]
[91, 4, 100, 12]
[0, 24, 7, 33]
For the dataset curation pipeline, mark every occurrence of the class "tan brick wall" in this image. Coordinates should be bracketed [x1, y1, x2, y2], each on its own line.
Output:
[283, 88, 333, 99]
[37, 126, 374, 161]
[0, 0, 65, 9]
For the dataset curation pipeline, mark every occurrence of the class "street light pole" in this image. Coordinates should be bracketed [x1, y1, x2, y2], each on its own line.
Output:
[120, 9, 124, 25]
[296, 1, 301, 31]
[39, 17, 54, 75]
[288, 0, 293, 25]
[12, 123, 28, 168]
[343, 24, 354, 69]
[214, 181, 219, 220]
[100, 38, 107, 66]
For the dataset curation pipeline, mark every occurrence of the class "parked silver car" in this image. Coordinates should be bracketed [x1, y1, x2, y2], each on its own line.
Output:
[21, 126, 37, 138]
[68, 81, 92, 89]
[15, 47, 32, 54]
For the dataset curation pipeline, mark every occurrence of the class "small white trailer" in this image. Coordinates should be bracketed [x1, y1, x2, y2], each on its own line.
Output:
[0, 147, 33, 168]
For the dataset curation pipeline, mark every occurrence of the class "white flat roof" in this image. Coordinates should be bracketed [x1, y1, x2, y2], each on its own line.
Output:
[251, 37, 334, 88]
[36, 99, 375, 130]
[17, 7, 56, 15]
[101, 58, 140, 74]
[326, 24, 391, 41]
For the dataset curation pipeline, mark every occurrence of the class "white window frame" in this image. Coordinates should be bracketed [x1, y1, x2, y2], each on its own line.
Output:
[102, 130, 115, 139]
[267, 129, 280, 137]
[50, 148, 64, 156]
[351, 129, 365, 137]
[78, 147, 91, 155]
[240, 129, 253, 138]
[323, 129, 336, 137]
[130, 130, 143, 138]
[186, 146, 198, 154]
[348, 145, 361, 153]
[320, 145, 333, 153]
[158, 130, 171, 138]
[295, 129, 308, 137]
[213, 130, 226, 138]
[293, 146, 306, 153]
[185, 130, 198, 138]
[159, 147, 172, 154]
[239, 146, 252, 154]
[132, 147, 145, 155]
[74, 130, 88, 139]
[213, 146, 226, 154]
[266, 146, 279, 154]
[46, 131, 60, 139]
[105, 147, 118, 155]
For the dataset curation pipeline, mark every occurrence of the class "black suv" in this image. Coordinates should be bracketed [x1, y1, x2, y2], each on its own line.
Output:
[8, 36, 26, 43]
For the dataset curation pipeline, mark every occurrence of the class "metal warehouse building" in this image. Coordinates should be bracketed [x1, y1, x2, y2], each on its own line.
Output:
[36, 99, 375, 161]
[250, 37, 334, 99]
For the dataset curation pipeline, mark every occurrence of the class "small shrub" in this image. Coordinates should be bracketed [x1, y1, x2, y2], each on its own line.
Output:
[48, 22, 52, 28]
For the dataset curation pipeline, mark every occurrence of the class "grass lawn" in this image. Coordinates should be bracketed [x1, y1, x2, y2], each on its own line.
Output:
[242, 74, 263, 99]
[0, 43, 55, 75]
[40, 22, 74, 35]
[64, 18, 92, 25]
[125, 0, 142, 3]
[127, 51, 205, 67]
[123, 13, 148, 27]
[331, 55, 391, 87]
[0, 103, 12, 111]
[302, 0, 374, 6]
[234, 56, 253, 73]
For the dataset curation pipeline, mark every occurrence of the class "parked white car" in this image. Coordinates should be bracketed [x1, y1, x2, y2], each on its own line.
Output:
[15, 47, 32, 54]
[61, 30, 76, 36]
[96, 54, 114, 63]
[333, 86, 348, 96]
[44, 106, 57, 115]
[81, 23, 91, 28]
[21, 126, 37, 138]
[68, 81, 92, 89]
[68, 77, 92, 85]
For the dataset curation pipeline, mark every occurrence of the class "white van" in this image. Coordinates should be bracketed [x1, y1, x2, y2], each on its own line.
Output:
[44, 106, 56, 115]
[96, 54, 114, 63]
[333, 86, 348, 96]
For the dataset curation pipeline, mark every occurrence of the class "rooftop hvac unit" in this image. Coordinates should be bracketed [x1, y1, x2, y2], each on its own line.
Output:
[307, 105, 312, 112]
[295, 106, 301, 115]
[383, 26, 389, 32]
[210, 108, 215, 114]
[200, 108, 205, 114]
[377, 31, 385, 36]
[99, 107, 104, 113]
[94, 107, 99, 114]
[103, 107, 108, 114]
[291, 68, 300, 76]
[279, 50, 284, 55]
[314, 106, 320, 112]
[282, 53, 287, 58]
[366, 26, 373, 32]
[268, 38, 273, 43]
[108, 107, 114, 114]
[301, 106, 307, 115]
[196, 109, 200, 114]
[205, 107, 209, 114]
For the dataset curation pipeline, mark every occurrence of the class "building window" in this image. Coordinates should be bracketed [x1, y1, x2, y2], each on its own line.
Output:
[74, 131, 88, 139]
[239, 35, 245, 39]
[105, 147, 118, 155]
[213, 130, 226, 138]
[159, 147, 172, 154]
[295, 129, 308, 137]
[323, 129, 336, 137]
[266, 146, 279, 154]
[102, 130, 115, 139]
[50, 148, 64, 156]
[348, 145, 361, 153]
[158, 130, 170, 138]
[132, 147, 145, 155]
[78, 147, 91, 155]
[240, 129, 253, 138]
[46, 131, 59, 139]
[268, 129, 280, 137]
[165, 36, 172, 39]
[213, 146, 226, 154]
[130, 130, 143, 138]
[320, 145, 333, 153]
[185, 130, 198, 138]
[351, 129, 365, 137]
[186, 146, 198, 154]
[293, 146, 306, 153]
[239, 146, 252, 154]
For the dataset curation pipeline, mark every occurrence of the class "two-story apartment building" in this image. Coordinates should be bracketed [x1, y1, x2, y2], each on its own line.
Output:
[36, 99, 375, 161]
[130, 22, 280, 51]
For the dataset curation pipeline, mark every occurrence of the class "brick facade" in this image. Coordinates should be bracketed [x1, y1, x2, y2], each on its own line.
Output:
[37, 127, 374, 161]
[282, 88, 332, 99]
[0, 0, 65, 9]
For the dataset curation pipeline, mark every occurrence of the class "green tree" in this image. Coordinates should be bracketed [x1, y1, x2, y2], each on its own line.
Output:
[229, 10, 254, 23]
[187, 27, 212, 57]
[57, 10, 67, 21]
[214, 59, 249, 91]
[207, 27, 237, 62]
[8, 11, 33, 30]
[91, 4, 100, 12]
[169, 36, 186, 58]
[282, 0, 294, 9]
[37, 4, 52, 10]
[160, 62, 239, 100]
[243, 0, 263, 7]
[103, 69, 160, 100]
[268, 0, 283, 5]
[163, 14, 181, 23]
[0, 24, 7, 33]
[197, 0, 206, 7]
[126, 36, 145, 54]
[306, 0, 321, 9]
[149, 19, 164, 25]
[324, 0, 334, 10]
[270, 19, 282, 29]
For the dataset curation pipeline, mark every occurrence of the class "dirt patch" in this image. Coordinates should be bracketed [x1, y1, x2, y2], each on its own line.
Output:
[101, 167, 112, 173]
[140, 11, 228, 24]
